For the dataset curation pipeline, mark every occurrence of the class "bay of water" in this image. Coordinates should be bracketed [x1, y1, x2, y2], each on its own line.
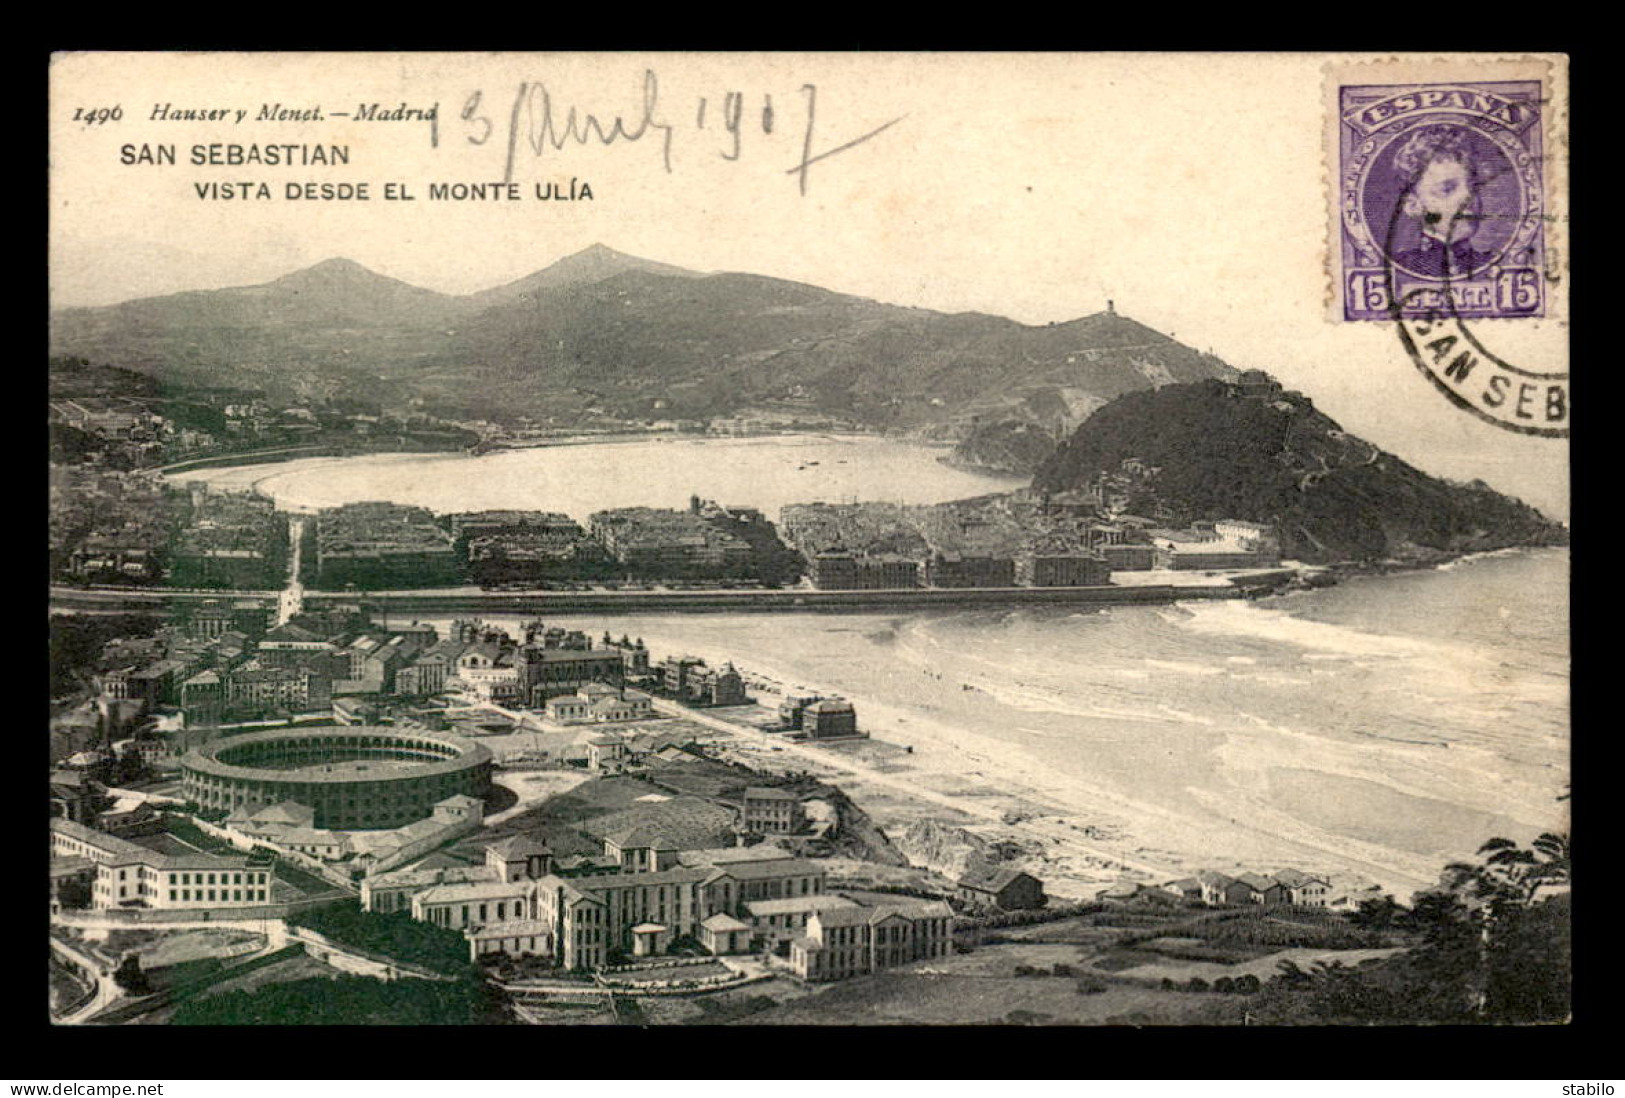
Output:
[170, 434, 1027, 516]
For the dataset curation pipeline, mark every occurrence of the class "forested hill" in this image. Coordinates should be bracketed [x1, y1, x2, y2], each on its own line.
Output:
[1032, 378, 1568, 563]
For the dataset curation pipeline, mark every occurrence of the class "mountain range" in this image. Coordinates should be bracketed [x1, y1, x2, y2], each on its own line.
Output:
[48, 244, 1235, 429]
[49, 245, 1567, 557]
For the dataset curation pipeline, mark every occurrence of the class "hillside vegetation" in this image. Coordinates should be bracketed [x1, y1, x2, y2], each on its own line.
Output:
[1033, 379, 1567, 562]
[50, 246, 1234, 429]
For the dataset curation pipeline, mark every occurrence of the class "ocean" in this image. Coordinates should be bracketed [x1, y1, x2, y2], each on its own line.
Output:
[532, 548, 1569, 894]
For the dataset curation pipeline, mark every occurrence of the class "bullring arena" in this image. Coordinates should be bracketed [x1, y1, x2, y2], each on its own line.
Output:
[181, 727, 493, 830]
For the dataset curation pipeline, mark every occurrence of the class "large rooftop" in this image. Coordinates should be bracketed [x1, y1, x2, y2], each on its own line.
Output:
[745, 894, 859, 918]
[51, 818, 255, 872]
[416, 879, 532, 905]
[183, 726, 491, 785]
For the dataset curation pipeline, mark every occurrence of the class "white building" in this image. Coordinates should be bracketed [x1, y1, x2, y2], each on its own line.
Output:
[465, 918, 555, 962]
[789, 900, 954, 982]
[225, 801, 354, 860]
[51, 818, 272, 911]
[745, 893, 862, 946]
[412, 879, 534, 930]
[452, 644, 523, 702]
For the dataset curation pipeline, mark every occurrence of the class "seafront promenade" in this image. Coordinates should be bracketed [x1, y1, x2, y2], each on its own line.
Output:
[51, 569, 1297, 616]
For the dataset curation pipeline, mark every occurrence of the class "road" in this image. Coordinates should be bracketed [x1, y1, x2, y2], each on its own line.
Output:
[276, 516, 306, 626]
[52, 569, 1291, 618]
[648, 698, 1182, 882]
[51, 934, 118, 1025]
[50, 914, 292, 1025]
[54, 911, 290, 945]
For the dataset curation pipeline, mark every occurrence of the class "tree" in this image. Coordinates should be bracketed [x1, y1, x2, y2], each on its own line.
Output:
[171, 973, 513, 1025]
[1348, 894, 1402, 931]
[1485, 893, 1571, 1023]
[1244, 827, 1569, 1024]
[1272, 959, 1313, 990]
[1439, 831, 1571, 1020]
[112, 955, 150, 996]
[1451, 833, 1570, 906]
[1403, 890, 1472, 940]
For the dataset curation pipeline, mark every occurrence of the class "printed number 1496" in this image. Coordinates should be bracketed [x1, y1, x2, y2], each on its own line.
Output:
[73, 106, 123, 126]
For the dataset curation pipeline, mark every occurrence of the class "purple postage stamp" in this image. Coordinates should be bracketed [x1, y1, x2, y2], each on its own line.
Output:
[1338, 80, 1546, 322]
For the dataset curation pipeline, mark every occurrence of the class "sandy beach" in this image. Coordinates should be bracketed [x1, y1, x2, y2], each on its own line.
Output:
[530, 551, 1568, 900]
[410, 552, 1572, 904]
[618, 636, 1436, 900]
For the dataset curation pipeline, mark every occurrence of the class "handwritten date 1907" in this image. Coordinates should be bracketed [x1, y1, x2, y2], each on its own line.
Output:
[432, 69, 905, 196]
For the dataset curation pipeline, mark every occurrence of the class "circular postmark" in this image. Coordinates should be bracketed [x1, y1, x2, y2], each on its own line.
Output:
[1340, 86, 1566, 437]
[1382, 122, 1565, 438]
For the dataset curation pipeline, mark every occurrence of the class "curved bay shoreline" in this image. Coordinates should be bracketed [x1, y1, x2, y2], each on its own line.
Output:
[55, 437, 1567, 903]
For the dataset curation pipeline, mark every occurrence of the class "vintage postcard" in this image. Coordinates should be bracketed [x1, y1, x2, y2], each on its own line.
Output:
[48, 52, 1569, 1028]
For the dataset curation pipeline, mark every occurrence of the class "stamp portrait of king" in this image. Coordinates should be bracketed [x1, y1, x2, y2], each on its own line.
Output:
[1338, 81, 1546, 321]
[1389, 125, 1495, 279]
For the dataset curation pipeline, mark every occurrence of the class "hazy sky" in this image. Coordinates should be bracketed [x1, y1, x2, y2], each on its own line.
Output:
[49, 52, 1568, 518]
